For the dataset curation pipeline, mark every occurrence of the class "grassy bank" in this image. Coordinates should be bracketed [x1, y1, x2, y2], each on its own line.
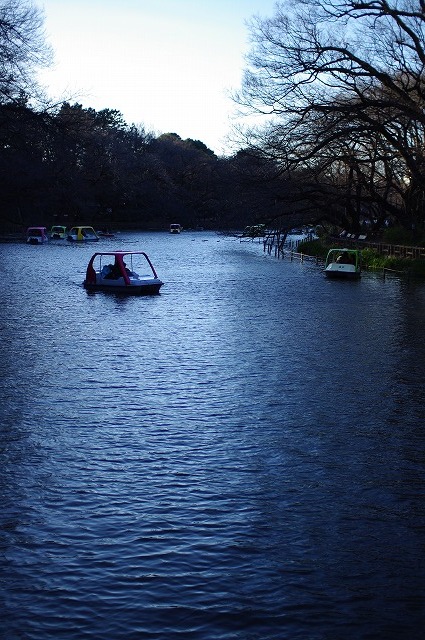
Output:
[297, 239, 425, 278]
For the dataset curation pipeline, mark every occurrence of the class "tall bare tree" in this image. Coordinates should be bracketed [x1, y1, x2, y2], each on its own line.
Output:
[235, 0, 425, 232]
[0, 0, 52, 104]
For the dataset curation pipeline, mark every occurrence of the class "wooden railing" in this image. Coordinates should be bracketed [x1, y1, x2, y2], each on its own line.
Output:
[343, 237, 425, 260]
[266, 232, 425, 260]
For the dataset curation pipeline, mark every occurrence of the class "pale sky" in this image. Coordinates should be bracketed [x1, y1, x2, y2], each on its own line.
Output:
[35, 0, 278, 155]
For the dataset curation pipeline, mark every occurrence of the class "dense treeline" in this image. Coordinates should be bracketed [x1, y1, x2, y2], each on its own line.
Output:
[0, 97, 285, 233]
[3, 0, 425, 240]
[0, 0, 285, 233]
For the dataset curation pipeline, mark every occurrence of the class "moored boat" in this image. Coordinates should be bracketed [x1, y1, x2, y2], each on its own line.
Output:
[97, 229, 115, 238]
[83, 251, 163, 295]
[324, 248, 362, 279]
[50, 225, 67, 240]
[68, 226, 99, 242]
[241, 223, 266, 238]
[26, 226, 48, 244]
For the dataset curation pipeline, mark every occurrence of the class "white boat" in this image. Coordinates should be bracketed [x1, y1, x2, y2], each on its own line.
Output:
[26, 227, 48, 244]
[83, 251, 163, 295]
[324, 248, 362, 279]
[96, 229, 115, 238]
[67, 226, 99, 242]
[50, 225, 67, 240]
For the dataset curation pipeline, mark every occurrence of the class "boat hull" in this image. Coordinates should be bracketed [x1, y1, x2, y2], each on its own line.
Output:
[324, 268, 361, 280]
[84, 277, 163, 295]
[84, 283, 162, 294]
[68, 236, 99, 242]
[27, 237, 47, 244]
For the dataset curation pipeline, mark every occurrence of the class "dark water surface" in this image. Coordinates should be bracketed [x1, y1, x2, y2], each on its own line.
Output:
[1, 231, 424, 639]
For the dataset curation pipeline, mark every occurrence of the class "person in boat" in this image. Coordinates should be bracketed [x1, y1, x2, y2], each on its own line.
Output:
[103, 259, 132, 279]
[104, 260, 121, 279]
[336, 251, 353, 264]
[101, 263, 113, 278]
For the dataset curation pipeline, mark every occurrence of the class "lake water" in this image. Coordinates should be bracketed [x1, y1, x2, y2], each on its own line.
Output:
[1, 231, 424, 639]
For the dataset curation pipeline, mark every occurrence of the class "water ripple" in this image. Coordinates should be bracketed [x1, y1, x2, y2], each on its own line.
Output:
[1, 233, 425, 639]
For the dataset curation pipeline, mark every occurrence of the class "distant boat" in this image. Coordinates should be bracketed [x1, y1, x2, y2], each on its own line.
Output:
[241, 224, 266, 238]
[169, 224, 182, 234]
[97, 229, 115, 238]
[324, 248, 362, 279]
[83, 251, 163, 295]
[26, 226, 48, 244]
[67, 226, 99, 242]
[50, 225, 67, 240]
